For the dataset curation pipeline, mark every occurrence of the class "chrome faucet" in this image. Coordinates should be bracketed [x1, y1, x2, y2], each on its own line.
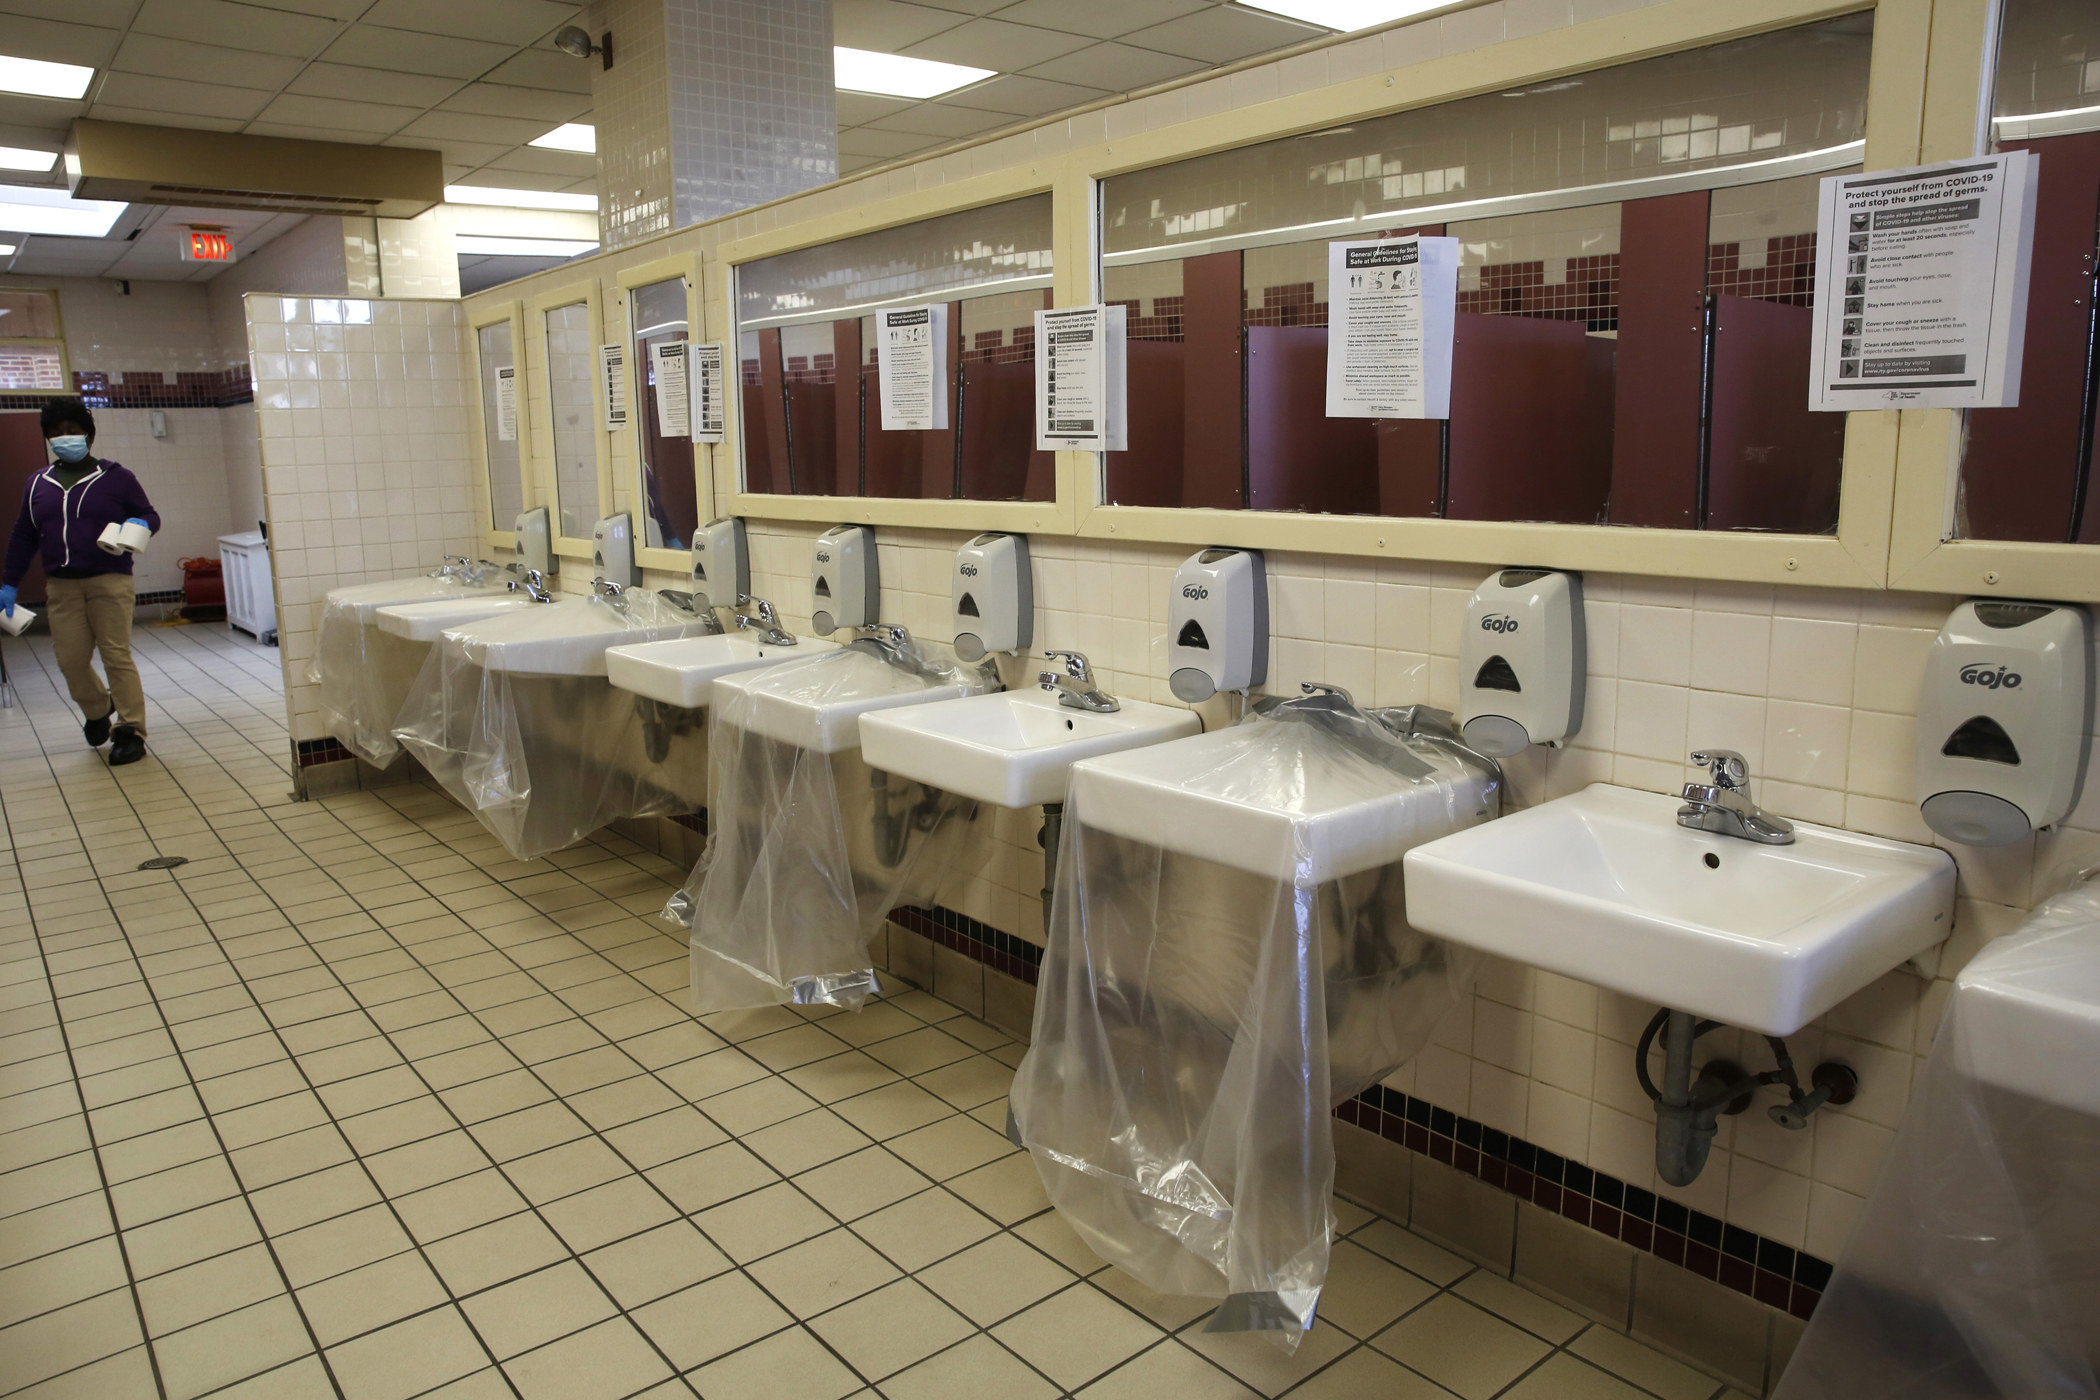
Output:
[1678, 749, 1795, 845]
[433, 554, 469, 579]
[520, 568, 554, 604]
[593, 577, 630, 614]
[732, 596, 796, 646]
[1039, 650, 1119, 713]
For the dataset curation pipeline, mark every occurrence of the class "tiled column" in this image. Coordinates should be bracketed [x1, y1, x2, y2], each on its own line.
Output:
[588, 0, 838, 250]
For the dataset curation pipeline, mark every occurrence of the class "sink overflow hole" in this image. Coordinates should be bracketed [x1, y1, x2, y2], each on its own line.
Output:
[1703, 852, 1720, 870]
[1064, 719, 1074, 730]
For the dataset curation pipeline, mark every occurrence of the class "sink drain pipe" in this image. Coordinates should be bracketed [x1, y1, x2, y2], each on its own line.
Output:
[1637, 1009, 1859, 1187]
[1037, 803, 1063, 928]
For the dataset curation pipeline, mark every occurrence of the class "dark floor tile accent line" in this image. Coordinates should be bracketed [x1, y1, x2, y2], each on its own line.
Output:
[892, 904, 1044, 985]
[1336, 1085, 1829, 1319]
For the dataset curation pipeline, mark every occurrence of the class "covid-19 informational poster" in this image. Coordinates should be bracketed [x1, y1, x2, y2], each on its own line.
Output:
[1033, 304, 1128, 452]
[875, 304, 949, 430]
[1325, 234, 1460, 419]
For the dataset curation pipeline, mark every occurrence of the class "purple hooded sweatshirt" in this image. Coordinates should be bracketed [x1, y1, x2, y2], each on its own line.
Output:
[4, 459, 162, 585]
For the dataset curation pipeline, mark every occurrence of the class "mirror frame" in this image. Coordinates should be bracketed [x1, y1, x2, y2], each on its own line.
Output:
[467, 298, 531, 555]
[614, 250, 710, 574]
[530, 279, 615, 561]
[720, 164, 1083, 534]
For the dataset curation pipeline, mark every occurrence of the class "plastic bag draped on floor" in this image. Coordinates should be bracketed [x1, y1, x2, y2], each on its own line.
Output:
[309, 570, 510, 767]
[1774, 878, 2100, 1399]
[674, 638, 997, 1014]
[390, 591, 709, 861]
[1009, 696, 1500, 1347]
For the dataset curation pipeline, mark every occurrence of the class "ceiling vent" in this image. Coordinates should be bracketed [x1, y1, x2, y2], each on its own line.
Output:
[66, 120, 444, 220]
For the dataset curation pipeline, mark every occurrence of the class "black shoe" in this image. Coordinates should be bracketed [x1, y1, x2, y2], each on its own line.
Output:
[108, 726, 145, 766]
[84, 712, 111, 747]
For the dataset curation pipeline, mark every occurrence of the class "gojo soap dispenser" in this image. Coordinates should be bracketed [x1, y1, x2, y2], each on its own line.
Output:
[811, 525, 878, 636]
[1916, 599, 2091, 846]
[592, 513, 637, 587]
[1168, 547, 1268, 702]
[689, 517, 748, 613]
[1458, 568, 1586, 757]
[952, 532, 1032, 661]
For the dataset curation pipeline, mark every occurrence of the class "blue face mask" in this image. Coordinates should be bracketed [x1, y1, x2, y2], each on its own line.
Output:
[49, 435, 90, 464]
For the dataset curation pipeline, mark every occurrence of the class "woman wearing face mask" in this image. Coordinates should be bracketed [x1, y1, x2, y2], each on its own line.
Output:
[1, 397, 161, 766]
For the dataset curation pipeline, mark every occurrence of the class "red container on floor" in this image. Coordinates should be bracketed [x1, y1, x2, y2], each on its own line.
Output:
[179, 557, 226, 619]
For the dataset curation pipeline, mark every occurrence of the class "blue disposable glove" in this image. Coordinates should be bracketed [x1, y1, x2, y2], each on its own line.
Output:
[0, 585, 15, 617]
[127, 518, 150, 529]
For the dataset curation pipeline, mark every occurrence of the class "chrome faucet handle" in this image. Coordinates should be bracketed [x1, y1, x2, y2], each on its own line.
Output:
[1042, 649, 1093, 681]
[1301, 681, 1356, 706]
[594, 578, 625, 598]
[1690, 749, 1750, 791]
[521, 568, 554, 603]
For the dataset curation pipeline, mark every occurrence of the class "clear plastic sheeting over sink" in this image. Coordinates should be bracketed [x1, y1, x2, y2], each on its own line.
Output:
[673, 636, 997, 1014]
[1774, 877, 2100, 1400]
[1009, 696, 1500, 1347]
[308, 568, 513, 767]
[391, 590, 714, 860]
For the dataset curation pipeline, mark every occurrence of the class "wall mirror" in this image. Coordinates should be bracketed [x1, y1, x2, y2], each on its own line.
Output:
[629, 275, 699, 550]
[1951, 0, 2100, 544]
[735, 193, 1055, 501]
[542, 297, 603, 540]
[1098, 14, 1872, 533]
[474, 314, 526, 532]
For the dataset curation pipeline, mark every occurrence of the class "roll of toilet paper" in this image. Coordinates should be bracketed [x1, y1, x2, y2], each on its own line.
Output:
[97, 521, 152, 555]
[0, 605, 36, 637]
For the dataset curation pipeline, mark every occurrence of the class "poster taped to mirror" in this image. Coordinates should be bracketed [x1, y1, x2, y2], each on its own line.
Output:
[649, 341, 691, 437]
[1809, 153, 2037, 410]
[599, 343, 629, 430]
[690, 343, 725, 444]
[1034, 304, 1128, 452]
[495, 366, 517, 442]
[875, 304, 949, 430]
[1325, 235, 1459, 419]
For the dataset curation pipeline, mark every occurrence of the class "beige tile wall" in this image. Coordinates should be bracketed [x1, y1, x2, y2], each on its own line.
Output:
[248, 295, 480, 742]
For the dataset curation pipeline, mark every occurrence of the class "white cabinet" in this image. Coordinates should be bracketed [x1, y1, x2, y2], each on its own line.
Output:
[218, 531, 276, 643]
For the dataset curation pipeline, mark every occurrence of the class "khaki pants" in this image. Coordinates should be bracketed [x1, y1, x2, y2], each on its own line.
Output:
[45, 574, 146, 734]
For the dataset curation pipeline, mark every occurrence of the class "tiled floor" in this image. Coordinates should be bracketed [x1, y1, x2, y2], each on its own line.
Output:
[1, 621, 1753, 1400]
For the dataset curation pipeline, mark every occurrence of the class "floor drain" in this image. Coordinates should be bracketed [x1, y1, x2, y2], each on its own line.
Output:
[137, 856, 189, 871]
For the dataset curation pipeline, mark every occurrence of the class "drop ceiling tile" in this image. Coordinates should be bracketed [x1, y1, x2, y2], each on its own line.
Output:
[0, 122, 69, 151]
[1022, 40, 1205, 89]
[383, 135, 512, 168]
[77, 106, 245, 133]
[939, 72, 1108, 116]
[838, 127, 944, 159]
[129, 0, 343, 59]
[111, 34, 305, 90]
[481, 49, 594, 95]
[0, 94, 84, 127]
[320, 23, 512, 79]
[287, 62, 464, 108]
[258, 94, 422, 134]
[242, 122, 384, 143]
[360, 0, 580, 47]
[1120, 6, 1324, 63]
[436, 84, 590, 122]
[93, 71, 276, 121]
[903, 16, 1094, 69]
[833, 0, 972, 51]
[0, 14, 126, 68]
[0, 1, 135, 27]
[988, 0, 1214, 39]
[839, 153, 884, 176]
[865, 102, 1018, 139]
[480, 147, 598, 178]
[836, 92, 916, 125]
[398, 110, 553, 146]
[247, 0, 369, 17]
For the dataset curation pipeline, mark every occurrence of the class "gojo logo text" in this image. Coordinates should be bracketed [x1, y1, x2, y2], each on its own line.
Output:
[1480, 614, 1519, 634]
[1182, 584, 1209, 600]
[1960, 663, 2022, 690]
[815, 550, 831, 563]
[959, 563, 979, 577]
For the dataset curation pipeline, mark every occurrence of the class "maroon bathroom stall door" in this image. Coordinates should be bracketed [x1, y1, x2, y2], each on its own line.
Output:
[957, 358, 1052, 501]
[0, 412, 47, 604]
[1377, 418, 1445, 517]
[1705, 295, 1845, 533]
[1181, 251, 1246, 510]
[745, 328, 792, 495]
[1245, 326, 1379, 514]
[829, 318, 864, 496]
[783, 379, 837, 497]
[1610, 191, 1712, 527]
[1963, 132, 2100, 542]
[1444, 313, 1612, 524]
[1103, 340, 1186, 506]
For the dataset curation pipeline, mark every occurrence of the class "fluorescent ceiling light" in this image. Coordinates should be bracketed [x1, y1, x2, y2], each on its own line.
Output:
[834, 46, 992, 99]
[455, 234, 598, 257]
[0, 244, 15, 256]
[1994, 102, 2100, 125]
[0, 184, 127, 236]
[444, 184, 598, 211]
[0, 54, 94, 100]
[0, 145, 57, 173]
[529, 122, 596, 153]
[1236, 0, 1450, 29]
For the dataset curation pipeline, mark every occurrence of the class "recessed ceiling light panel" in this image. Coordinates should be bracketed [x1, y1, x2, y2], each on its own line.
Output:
[456, 235, 599, 257]
[834, 46, 993, 100]
[0, 184, 127, 236]
[0, 54, 94, 101]
[1237, 0, 1451, 30]
[444, 185, 599, 212]
[0, 243, 17, 256]
[0, 145, 57, 173]
[529, 123, 596, 153]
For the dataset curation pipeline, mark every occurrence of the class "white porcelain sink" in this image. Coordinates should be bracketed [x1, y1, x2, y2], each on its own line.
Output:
[605, 634, 837, 709]
[324, 573, 509, 623]
[1070, 724, 1487, 885]
[859, 687, 1201, 809]
[444, 592, 714, 677]
[1403, 784, 1956, 1036]
[716, 645, 981, 754]
[1955, 912, 2100, 1113]
[375, 592, 539, 641]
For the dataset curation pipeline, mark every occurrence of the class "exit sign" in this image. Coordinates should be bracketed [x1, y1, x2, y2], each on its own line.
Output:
[180, 230, 235, 263]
